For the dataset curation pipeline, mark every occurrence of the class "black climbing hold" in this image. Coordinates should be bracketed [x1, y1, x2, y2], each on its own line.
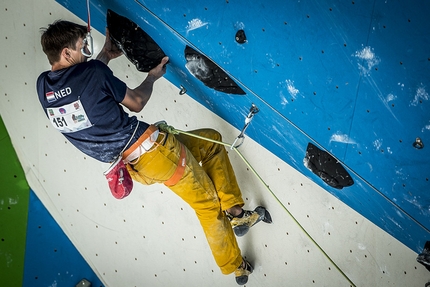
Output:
[304, 143, 354, 189]
[184, 46, 246, 95]
[417, 241, 430, 272]
[235, 29, 247, 44]
[106, 9, 166, 72]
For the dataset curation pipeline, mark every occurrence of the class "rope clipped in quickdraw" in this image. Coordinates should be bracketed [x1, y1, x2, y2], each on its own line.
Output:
[231, 103, 259, 149]
[81, 0, 94, 57]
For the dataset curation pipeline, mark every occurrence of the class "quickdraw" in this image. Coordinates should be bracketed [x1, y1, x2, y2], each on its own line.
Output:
[81, 0, 94, 58]
[231, 103, 259, 149]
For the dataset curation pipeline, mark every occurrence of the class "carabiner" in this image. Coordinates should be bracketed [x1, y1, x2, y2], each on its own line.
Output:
[245, 103, 259, 123]
[231, 104, 259, 149]
[81, 32, 94, 58]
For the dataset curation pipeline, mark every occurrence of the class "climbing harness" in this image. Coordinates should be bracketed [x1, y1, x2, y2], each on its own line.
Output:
[81, 0, 94, 57]
[231, 104, 259, 149]
[122, 124, 159, 163]
[164, 143, 187, 187]
[156, 118, 357, 287]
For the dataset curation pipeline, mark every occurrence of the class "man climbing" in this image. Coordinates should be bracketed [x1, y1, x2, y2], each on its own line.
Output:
[36, 20, 271, 285]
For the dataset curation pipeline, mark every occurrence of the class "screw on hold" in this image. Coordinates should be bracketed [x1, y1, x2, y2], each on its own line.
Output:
[413, 137, 424, 149]
[235, 29, 247, 44]
[179, 85, 187, 95]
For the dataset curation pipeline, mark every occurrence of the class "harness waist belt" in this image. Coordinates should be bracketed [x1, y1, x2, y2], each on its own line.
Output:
[123, 124, 159, 163]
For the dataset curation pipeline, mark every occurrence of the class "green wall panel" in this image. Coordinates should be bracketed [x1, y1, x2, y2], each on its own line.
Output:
[0, 116, 30, 287]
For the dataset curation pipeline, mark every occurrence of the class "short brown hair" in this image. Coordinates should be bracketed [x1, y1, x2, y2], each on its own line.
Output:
[40, 20, 87, 64]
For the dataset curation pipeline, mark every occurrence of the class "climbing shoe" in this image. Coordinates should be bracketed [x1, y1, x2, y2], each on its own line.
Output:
[227, 206, 272, 237]
[235, 258, 253, 285]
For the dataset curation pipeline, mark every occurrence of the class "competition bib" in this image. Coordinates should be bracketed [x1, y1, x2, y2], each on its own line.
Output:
[47, 100, 92, 133]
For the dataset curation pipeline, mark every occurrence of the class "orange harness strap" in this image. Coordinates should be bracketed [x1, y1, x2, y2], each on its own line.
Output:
[122, 125, 159, 160]
[164, 143, 186, 187]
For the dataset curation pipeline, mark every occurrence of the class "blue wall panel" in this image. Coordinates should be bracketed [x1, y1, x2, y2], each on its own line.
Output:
[23, 190, 103, 287]
[54, 0, 430, 253]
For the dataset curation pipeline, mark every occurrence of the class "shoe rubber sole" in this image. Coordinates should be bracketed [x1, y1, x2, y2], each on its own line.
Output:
[235, 260, 254, 285]
[233, 206, 272, 237]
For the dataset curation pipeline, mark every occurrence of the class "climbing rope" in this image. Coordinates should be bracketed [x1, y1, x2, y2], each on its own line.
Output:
[157, 122, 356, 287]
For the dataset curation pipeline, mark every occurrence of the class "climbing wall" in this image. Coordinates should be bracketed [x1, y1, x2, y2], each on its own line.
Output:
[57, 0, 430, 253]
[0, 0, 429, 286]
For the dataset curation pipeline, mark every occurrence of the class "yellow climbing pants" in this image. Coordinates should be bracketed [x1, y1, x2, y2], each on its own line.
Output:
[127, 128, 244, 275]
